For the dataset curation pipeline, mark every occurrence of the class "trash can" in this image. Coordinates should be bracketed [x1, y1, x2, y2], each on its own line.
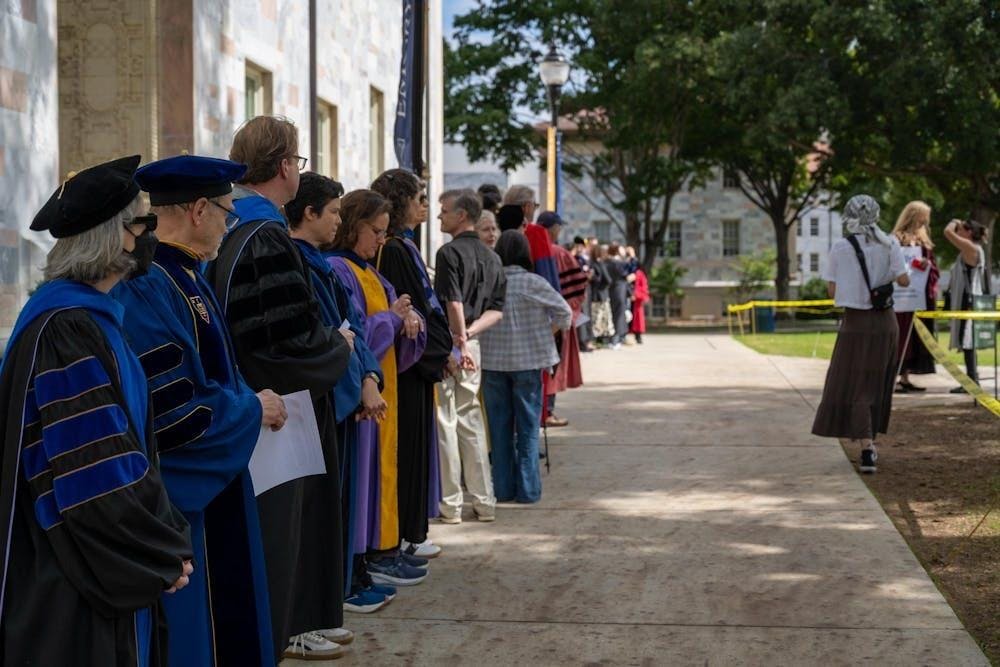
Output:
[754, 306, 776, 333]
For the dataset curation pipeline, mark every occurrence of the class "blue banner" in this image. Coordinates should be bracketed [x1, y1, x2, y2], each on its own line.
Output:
[393, 0, 416, 169]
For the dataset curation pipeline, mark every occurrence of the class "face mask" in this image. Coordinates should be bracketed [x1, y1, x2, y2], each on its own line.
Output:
[126, 231, 158, 278]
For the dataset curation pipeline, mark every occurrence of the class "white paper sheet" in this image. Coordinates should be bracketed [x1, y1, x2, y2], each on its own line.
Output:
[249, 389, 327, 496]
[893, 246, 930, 312]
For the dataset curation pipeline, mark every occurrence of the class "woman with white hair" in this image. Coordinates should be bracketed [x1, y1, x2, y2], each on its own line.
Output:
[0, 156, 194, 666]
[812, 195, 909, 474]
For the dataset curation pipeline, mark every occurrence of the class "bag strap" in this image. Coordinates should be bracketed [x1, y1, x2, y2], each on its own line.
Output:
[846, 234, 874, 292]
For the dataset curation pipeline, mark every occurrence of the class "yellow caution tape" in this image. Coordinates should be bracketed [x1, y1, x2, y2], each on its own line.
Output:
[911, 318, 1000, 418]
[727, 299, 835, 313]
[914, 310, 1000, 321]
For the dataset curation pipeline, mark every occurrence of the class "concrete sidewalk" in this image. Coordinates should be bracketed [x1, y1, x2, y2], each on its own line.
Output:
[321, 334, 988, 665]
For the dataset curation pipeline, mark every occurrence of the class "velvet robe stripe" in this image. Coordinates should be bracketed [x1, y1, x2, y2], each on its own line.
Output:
[113, 242, 273, 667]
[0, 280, 192, 667]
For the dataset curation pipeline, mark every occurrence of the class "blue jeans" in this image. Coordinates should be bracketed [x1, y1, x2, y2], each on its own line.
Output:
[482, 369, 543, 503]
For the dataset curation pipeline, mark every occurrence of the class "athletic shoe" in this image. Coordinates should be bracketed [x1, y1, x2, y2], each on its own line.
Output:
[545, 415, 569, 427]
[437, 514, 461, 524]
[283, 632, 344, 660]
[343, 589, 389, 614]
[474, 510, 495, 522]
[367, 557, 427, 586]
[610, 342, 622, 350]
[400, 551, 429, 568]
[859, 446, 878, 474]
[402, 539, 442, 558]
[367, 583, 397, 601]
[316, 627, 354, 646]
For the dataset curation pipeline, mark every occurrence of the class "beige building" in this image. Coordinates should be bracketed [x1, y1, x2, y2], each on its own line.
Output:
[0, 0, 445, 339]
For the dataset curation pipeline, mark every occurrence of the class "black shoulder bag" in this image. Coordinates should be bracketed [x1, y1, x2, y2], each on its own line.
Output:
[846, 235, 894, 310]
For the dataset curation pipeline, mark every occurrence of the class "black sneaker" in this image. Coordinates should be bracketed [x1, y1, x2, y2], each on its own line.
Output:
[859, 447, 878, 474]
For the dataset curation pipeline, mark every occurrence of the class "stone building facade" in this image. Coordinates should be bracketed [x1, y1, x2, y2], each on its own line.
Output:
[0, 0, 445, 338]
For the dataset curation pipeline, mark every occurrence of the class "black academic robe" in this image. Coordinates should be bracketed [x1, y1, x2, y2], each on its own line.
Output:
[0, 308, 192, 667]
[376, 237, 453, 543]
[207, 215, 351, 660]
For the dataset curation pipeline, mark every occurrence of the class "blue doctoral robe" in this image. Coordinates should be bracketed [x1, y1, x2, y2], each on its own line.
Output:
[112, 243, 273, 667]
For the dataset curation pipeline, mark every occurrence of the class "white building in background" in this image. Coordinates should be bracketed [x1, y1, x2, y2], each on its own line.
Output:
[794, 203, 843, 286]
[0, 0, 444, 338]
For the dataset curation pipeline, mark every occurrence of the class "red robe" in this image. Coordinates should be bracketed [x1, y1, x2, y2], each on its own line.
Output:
[546, 244, 585, 396]
[630, 268, 649, 334]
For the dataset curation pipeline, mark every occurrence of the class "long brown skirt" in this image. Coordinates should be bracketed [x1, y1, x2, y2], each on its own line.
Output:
[812, 308, 899, 439]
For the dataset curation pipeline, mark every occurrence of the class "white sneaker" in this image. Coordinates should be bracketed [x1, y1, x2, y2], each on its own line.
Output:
[283, 631, 344, 660]
[316, 627, 354, 645]
[402, 538, 442, 558]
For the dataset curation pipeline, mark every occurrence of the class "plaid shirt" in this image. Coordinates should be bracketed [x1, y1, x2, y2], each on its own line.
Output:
[480, 266, 573, 372]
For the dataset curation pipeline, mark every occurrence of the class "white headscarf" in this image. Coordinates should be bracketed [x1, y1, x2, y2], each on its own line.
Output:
[843, 194, 893, 247]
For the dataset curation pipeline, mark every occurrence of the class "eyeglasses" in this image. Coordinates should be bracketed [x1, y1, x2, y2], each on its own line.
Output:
[124, 214, 158, 237]
[366, 223, 388, 239]
[290, 155, 308, 171]
[210, 200, 241, 230]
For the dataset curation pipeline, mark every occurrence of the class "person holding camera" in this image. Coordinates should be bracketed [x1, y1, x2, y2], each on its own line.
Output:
[812, 195, 909, 474]
[944, 218, 990, 393]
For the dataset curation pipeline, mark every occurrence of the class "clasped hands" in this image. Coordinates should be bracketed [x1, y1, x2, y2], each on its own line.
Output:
[390, 294, 424, 340]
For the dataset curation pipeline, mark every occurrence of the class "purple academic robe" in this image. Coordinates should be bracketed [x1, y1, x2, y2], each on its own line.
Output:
[328, 255, 426, 551]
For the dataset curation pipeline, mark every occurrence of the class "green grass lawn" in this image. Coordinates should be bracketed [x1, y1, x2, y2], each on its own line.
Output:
[735, 331, 998, 367]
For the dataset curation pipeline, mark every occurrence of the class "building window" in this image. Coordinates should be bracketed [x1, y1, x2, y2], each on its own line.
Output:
[810, 253, 819, 272]
[316, 100, 338, 178]
[665, 220, 682, 258]
[244, 62, 273, 119]
[797, 253, 802, 273]
[796, 220, 802, 237]
[810, 216, 819, 237]
[722, 220, 740, 257]
[668, 295, 683, 318]
[593, 220, 611, 243]
[722, 167, 740, 189]
[651, 296, 666, 319]
[369, 87, 385, 183]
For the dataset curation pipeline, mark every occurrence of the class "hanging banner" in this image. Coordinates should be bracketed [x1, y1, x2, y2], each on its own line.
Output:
[393, 0, 416, 169]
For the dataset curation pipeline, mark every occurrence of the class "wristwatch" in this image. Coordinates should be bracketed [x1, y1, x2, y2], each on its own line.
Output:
[364, 372, 380, 384]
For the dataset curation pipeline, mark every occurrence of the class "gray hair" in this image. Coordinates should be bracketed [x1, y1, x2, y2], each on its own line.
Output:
[441, 188, 482, 225]
[502, 184, 535, 206]
[477, 209, 496, 226]
[44, 195, 141, 282]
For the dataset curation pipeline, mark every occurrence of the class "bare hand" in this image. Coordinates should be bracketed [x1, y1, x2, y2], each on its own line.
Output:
[444, 356, 460, 379]
[403, 312, 423, 339]
[166, 560, 194, 594]
[459, 343, 476, 371]
[390, 295, 412, 318]
[358, 377, 388, 422]
[257, 389, 287, 431]
[339, 327, 356, 352]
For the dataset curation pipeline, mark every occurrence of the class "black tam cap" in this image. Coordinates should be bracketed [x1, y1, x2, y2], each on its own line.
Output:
[30, 155, 141, 239]
[135, 155, 248, 206]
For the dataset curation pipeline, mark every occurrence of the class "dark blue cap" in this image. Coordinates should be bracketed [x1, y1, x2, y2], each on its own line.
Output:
[537, 210, 563, 228]
[31, 155, 142, 238]
[135, 154, 247, 206]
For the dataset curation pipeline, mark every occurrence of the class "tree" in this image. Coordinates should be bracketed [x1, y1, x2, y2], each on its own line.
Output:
[446, 0, 724, 273]
[820, 2, 1000, 268]
[712, 1, 841, 301]
[648, 257, 687, 319]
[731, 249, 777, 303]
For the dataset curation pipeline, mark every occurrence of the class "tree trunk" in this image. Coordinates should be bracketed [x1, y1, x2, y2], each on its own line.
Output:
[771, 216, 791, 302]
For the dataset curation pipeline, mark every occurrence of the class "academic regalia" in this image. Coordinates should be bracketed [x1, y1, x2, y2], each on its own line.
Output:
[376, 234, 452, 542]
[328, 250, 426, 551]
[293, 238, 383, 593]
[548, 243, 585, 396]
[630, 268, 649, 335]
[525, 223, 560, 292]
[0, 280, 193, 667]
[206, 192, 351, 661]
[112, 242, 273, 667]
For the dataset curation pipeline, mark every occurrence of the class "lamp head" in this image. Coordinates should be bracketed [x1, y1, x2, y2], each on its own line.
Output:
[539, 45, 571, 88]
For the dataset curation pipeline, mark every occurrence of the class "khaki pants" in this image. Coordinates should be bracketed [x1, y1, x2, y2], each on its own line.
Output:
[436, 339, 495, 519]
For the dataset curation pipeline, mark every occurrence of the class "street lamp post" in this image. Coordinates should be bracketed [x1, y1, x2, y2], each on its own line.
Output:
[539, 45, 571, 214]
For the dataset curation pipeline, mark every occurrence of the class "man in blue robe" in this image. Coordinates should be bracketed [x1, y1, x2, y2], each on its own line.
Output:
[112, 155, 287, 667]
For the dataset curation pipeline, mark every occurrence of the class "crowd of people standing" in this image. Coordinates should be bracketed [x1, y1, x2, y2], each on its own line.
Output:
[0, 115, 600, 665]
